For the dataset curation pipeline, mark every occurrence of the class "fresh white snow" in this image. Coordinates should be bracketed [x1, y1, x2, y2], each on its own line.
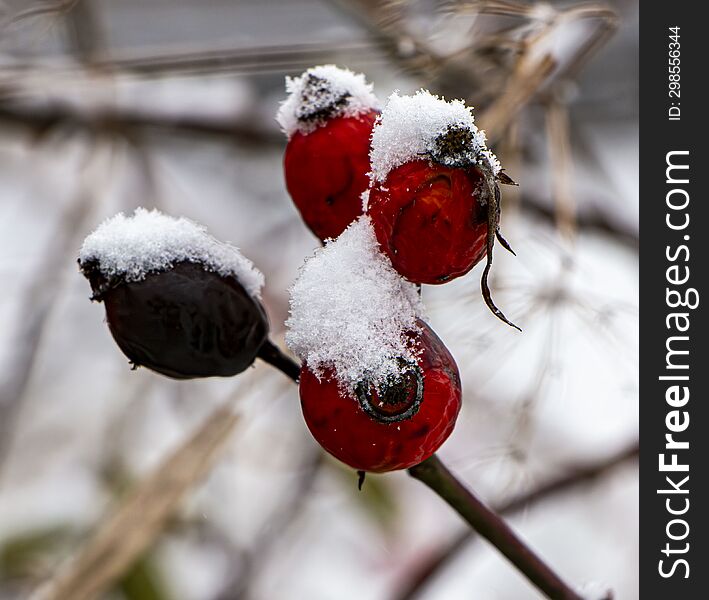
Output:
[286, 216, 425, 390]
[577, 580, 614, 600]
[79, 208, 264, 298]
[276, 64, 379, 137]
[369, 90, 501, 183]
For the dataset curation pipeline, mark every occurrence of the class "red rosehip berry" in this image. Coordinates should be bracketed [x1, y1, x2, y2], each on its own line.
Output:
[299, 320, 461, 473]
[278, 65, 380, 241]
[284, 110, 378, 240]
[367, 159, 488, 284]
[367, 91, 519, 329]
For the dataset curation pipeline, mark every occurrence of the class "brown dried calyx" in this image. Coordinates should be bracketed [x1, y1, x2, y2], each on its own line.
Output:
[428, 125, 520, 331]
[295, 73, 352, 125]
[355, 359, 424, 423]
[428, 124, 480, 169]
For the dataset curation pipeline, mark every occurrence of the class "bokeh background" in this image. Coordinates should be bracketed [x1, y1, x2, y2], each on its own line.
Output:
[0, 1, 638, 599]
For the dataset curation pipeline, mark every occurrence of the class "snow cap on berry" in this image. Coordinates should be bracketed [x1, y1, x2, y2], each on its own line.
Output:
[369, 90, 501, 183]
[286, 216, 425, 391]
[79, 208, 264, 298]
[276, 65, 380, 137]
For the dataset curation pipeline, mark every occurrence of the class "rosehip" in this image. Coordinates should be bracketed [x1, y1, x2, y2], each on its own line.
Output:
[277, 65, 380, 241]
[78, 208, 268, 379]
[367, 159, 488, 284]
[284, 111, 377, 240]
[81, 261, 268, 379]
[368, 92, 519, 329]
[299, 320, 461, 473]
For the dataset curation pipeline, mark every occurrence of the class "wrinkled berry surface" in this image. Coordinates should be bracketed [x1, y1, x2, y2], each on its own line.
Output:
[368, 160, 489, 284]
[284, 111, 377, 241]
[299, 321, 461, 472]
[85, 261, 268, 379]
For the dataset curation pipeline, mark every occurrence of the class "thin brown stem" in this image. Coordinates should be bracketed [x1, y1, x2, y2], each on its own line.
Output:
[0, 177, 97, 473]
[545, 93, 576, 243]
[34, 404, 239, 600]
[257, 340, 301, 382]
[216, 450, 325, 600]
[0, 41, 382, 77]
[520, 194, 638, 251]
[478, 54, 556, 141]
[408, 454, 583, 600]
[259, 350, 583, 598]
[397, 443, 637, 600]
[0, 104, 282, 147]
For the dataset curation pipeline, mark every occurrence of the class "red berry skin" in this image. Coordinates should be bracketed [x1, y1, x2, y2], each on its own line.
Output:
[367, 160, 489, 284]
[284, 110, 378, 241]
[299, 321, 462, 473]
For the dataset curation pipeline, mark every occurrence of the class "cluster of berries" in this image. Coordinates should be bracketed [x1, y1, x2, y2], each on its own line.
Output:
[280, 66, 517, 326]
[77, 65, 517, 476]
[281, 66, 518, 472]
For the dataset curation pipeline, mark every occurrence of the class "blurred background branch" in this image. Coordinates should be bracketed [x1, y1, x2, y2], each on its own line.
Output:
[0, 1, 638, 599]
[396, 442, 638, 600]
[34, 403, 240, 600]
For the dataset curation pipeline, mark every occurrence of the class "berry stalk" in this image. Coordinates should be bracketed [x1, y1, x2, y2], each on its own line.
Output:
[257, 339, 301, 382]
[260, 355, 583, 600]
[408, 454, 583, 600]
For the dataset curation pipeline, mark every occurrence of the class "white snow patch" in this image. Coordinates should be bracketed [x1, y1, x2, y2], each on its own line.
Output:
[79, 208, 264, 298]
[276, 65, 379, 137]
[360, 189, 370, 212]
[286, 217, 425, 390]
[577, 581, 614, 600]
[369, 90, 501, 182]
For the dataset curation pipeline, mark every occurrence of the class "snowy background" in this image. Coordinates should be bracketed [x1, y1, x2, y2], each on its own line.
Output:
[0, 1, 638, 599]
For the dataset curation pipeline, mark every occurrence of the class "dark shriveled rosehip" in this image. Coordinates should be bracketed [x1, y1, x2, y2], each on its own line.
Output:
[80, 260, 268, 379]
[299, 321, 461, 473]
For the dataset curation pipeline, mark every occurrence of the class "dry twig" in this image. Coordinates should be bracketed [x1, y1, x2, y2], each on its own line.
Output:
[545, 93, 576, 242]
[409, 455, 584, 600]
[33, 403, 240, 600]
[478, 54, 556, 141]
[395, 443, 638, 600]
[0, 188, 96, 470]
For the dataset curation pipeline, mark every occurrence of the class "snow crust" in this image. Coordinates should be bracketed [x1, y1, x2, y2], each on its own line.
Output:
[577, 581, 613, 600]
[276, 65, 379, 137]
[79, 208, 264, 298]
[369, 90, 501, 182]
[286, 217, 425, 390]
